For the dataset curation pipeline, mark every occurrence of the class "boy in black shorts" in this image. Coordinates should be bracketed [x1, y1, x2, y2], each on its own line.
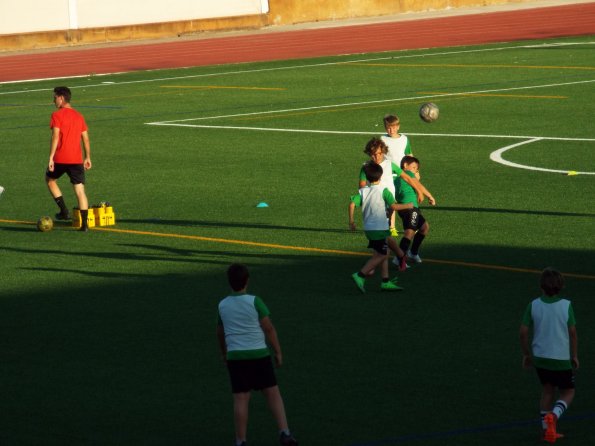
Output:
[520, 268, 579, 443]
[217, 264, 298, 446]
[349, 161, 414, 293]
[394, 156, 436, 264]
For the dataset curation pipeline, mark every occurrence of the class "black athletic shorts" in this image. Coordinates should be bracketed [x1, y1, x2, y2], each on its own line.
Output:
[46, 163, 85, 185]
[536, 367, 575, 389]
[367, 238, 388, 255]
[398, 207, 425, 231]
[227, 356, 277, 393]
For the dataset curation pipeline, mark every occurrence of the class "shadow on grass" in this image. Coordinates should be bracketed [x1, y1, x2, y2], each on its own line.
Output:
[119, 218, 352, 234]
[0, 243, 593, 445]
[426, 206, 595, 218]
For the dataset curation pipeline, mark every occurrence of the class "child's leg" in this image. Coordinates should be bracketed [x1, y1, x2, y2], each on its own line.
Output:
[399, 230, 415, 254]
[410, 222, 429, 255]
[380, 254, 389, 279]
[540, 383, 556, 412]
[387, 236, 404, 258]
[262, 385, 289, 431]
[552, 387, 575, 419]
[233, 392, 251, 443]
[361, 251, 388, 275]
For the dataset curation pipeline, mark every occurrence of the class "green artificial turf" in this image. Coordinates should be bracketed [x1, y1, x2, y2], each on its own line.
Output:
[0, 35, 594, 445]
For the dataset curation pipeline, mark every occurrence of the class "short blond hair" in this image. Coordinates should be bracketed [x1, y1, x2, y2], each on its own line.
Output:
[383, 114, 400, 126]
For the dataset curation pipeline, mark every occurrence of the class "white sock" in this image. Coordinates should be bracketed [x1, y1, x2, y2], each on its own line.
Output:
[540, 411, 548, 429]
[553, 400, 568, 419]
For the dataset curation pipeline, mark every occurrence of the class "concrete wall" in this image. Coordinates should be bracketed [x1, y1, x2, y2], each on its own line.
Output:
[268, 0, 527, 25]
[1, 0, 535, 52]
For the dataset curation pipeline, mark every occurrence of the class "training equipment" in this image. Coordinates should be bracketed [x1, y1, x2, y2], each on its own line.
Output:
[419, 102, 439, 123]
[0, 185, 4, 197]
[567, 171, 578, 176]
[37, 216, 53, 232]
[72, 203, 116, 229]
[72, 208, 95, 229]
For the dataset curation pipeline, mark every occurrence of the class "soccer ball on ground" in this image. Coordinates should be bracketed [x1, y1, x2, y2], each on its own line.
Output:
[37, 216, 53, 232]
[419, 102, 439, 123]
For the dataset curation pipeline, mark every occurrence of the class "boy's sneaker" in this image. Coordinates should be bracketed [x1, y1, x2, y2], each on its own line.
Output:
[406, 250, 422, 264]
[381, 280, 404, 291]
[541, 431, 564, 442]
[351, 273, 365, 293]
[389, 227, 398, 237]
[543, 413, 559, 443]
[55, 211, 70, 221]
[392, 256, 409, 272]
[279, 432, 298, 445]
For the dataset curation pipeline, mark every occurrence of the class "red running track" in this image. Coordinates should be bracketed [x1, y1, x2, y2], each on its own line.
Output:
[0, 3, 594, 83]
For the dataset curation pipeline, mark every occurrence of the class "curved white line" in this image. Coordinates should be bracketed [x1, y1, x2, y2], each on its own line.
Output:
[490, 138, 595, 175]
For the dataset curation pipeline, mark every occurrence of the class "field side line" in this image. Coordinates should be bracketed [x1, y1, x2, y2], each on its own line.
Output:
[147, 78, 595, 124]
[2, 219, 593, 280]
[144, 123, 595, 143]
[3, 41, 594, 92]
[91, 227, 366, 256]
[90, 226, 595, 280]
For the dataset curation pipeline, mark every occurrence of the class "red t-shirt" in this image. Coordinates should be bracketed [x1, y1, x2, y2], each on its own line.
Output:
[50, 107, 88, 164]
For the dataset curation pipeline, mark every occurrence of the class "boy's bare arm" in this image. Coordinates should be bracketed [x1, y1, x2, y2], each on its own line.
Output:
[390, 202, 413, 212]
[569, 325, 579, 369]
[401, 173, 436, 205]
[348, 202, 356, 230]
[260, 316, 283, 367]
[519, 324, 532, 369]
[216, 324, 227, 363]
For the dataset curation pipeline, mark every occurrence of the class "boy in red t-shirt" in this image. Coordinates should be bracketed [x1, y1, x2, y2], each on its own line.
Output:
[46, 86, 92, 231]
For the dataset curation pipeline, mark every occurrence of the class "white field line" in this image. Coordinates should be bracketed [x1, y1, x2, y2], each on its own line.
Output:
[142, 123, 595, 143]
[145, 78, 595, 125]
[1, 40, 594, 92]
[490, 138, 595, 175]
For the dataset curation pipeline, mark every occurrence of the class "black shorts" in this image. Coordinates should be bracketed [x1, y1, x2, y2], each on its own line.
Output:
[227, 356, 277, 393]
[46, 163, 85, 185]
[398, 207, 425, 231]
[367, 238, 388, 255]
[536, 367, 575, 389]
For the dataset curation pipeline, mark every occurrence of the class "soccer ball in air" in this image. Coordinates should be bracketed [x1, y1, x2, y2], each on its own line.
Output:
[37, 216, 53, 232]
[419, 102, 439, 123]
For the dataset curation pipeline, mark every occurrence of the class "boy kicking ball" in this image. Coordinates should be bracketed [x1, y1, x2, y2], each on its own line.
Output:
[394, 156, 436, 264]
[349, 161, 413, 293]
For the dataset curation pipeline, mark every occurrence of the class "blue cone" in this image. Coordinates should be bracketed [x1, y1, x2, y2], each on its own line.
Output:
[256, 202, 269, 208]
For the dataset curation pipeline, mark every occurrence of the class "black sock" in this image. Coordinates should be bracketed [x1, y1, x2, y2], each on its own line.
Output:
[81, 209, 89, 228]
[411, 233, 426, 255]
[382, 277, 389, 283]
[357, 272, 366, 279]
[54, 196, 68, 214]
[399, 237, 411, 254]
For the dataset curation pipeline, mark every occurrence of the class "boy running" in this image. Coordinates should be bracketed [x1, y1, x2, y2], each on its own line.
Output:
[349, 160, 413, 293]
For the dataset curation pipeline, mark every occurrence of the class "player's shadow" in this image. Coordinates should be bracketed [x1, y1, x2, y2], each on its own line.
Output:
[20, 267, 163, 279]
[119, 218, 351, 233]
[426, 206, 594, 218]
